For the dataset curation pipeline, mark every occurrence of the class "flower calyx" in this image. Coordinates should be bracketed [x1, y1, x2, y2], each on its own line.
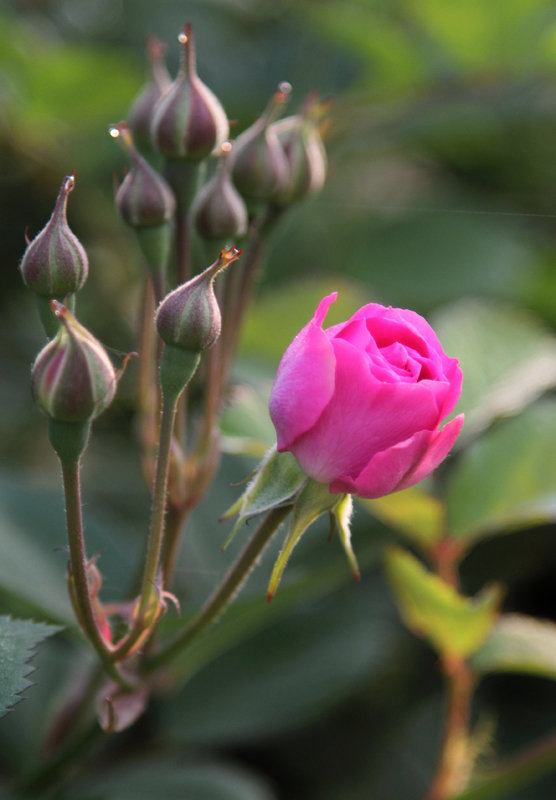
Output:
[20, 173, 88, 301]
[192, 141, 249, 242]
[31, 301, 117, 461]
[151, 22, 229, 161]
[222, 445, 360, 601]
[156, 246, 241, 399]
[128, 35, 172, 153]
[111, 121, 176, 228]
[230, 82, 292, 203]
[270, 93, 328, 206]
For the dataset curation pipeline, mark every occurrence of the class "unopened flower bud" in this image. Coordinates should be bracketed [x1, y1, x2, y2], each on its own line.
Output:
[231, 83, 291, 202]
[128, 36, 172, 153]
[151, 23, 229, 161]
[112, 122, 175, 227]
[20, 173, 88, 298]
[32, 301, 116, 424]
[110, 121, 175, 299]
[156, 246, 241, 353]
[270, 94, 327, 206]
[192, 142, 248, 241]
[156, 247, 241, 400]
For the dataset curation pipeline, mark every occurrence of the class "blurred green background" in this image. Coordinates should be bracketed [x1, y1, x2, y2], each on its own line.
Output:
[1, 1, 556, 798]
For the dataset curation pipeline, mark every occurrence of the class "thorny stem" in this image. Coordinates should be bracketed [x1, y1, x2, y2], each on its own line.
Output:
[60, 461, 134, 689]
[144, 504, 291, 673]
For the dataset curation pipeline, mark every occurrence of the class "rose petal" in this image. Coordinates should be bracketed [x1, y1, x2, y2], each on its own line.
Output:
[330, 414, 464, 498]
[289, 337, 444, 483]
[395, 413, 464, 490]
[269, 293, 337, 451]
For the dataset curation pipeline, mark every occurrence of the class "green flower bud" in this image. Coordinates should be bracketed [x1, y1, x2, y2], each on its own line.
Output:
[20, 173, 88, 298]
[192, 142, 248, 241]
[111, 121, 175, 227]
[156, 246, 241, 353]
[270, 94, 327, 206]
[31, 301, 116, 424]
[151, 23, 229, 161]
[231, 83, 292, 202]
[128, 36, 172, 153]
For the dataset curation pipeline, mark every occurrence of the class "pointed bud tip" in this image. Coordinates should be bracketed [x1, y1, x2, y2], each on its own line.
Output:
[146, 35, 167, 60]
[49, 298, 66, 317]
[178, 22, 192, 44]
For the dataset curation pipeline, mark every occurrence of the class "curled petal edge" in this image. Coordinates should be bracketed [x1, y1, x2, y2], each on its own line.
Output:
[329, 414, 464, 499]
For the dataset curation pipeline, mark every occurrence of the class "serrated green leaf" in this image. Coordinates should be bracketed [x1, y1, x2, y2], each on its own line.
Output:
[471, 614, 556, 681]
[221, 447, 306, 549]
[384, 547, 501, 658]
[432, 299, 556, 442]
[0, 616, 62, 718]
[360, 485, 445, 549]
[446, 400, 556, 542]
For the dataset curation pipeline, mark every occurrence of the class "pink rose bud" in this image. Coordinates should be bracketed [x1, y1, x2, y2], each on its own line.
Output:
[270, 93, 328, 206]
[111, 121, 175, 228]
[192, 142, 248, 242]
[128, 36, 172, 153]
[31, 301, 116, 424]
[20, 173, 88, 298]
[156, 245, 242, 353]
[151, 23, 229, 161]
[269, 294, 464, 499]
[231, 82, 292, 202]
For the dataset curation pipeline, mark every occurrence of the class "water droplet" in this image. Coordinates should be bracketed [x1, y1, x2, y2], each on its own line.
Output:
[109, 127, 121, 138]
[279, 81, 292, 95]
[178, 32, 188, 44]
[221, 141, 232, 153]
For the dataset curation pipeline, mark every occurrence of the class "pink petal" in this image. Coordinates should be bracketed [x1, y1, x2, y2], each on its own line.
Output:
[330, 414, 464, 498]
[289, 337, 444, 483]
[269, 294, 337, 451]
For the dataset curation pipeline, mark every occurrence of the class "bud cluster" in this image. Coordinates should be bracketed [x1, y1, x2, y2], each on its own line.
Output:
[18, 19, 330, 710]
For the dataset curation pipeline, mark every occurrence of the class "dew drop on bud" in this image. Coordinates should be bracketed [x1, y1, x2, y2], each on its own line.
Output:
[178, 32, 188, 44]
[279, 81, 292, 95]
[109, 127, 121, 139]
[221, 141, 232, 154]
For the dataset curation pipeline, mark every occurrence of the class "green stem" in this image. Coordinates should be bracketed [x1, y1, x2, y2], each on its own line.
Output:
[111, 395, 178, 662]
[140, 396, 178, 606]
[14, 721, 103, 798]
[144, 504, 291, 673]
[60, 461, 133, 689]
[161, 503, 190, 589]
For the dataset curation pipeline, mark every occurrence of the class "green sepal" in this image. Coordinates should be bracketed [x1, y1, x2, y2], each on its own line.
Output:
[221, 446, 307, 550]
[267, 479, 341, 602]
[333, 494, 360, 581]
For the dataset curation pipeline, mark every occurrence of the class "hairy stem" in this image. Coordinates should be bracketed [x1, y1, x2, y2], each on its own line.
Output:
[61, 461, 133, 688]
[145, 504, 291, 672]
